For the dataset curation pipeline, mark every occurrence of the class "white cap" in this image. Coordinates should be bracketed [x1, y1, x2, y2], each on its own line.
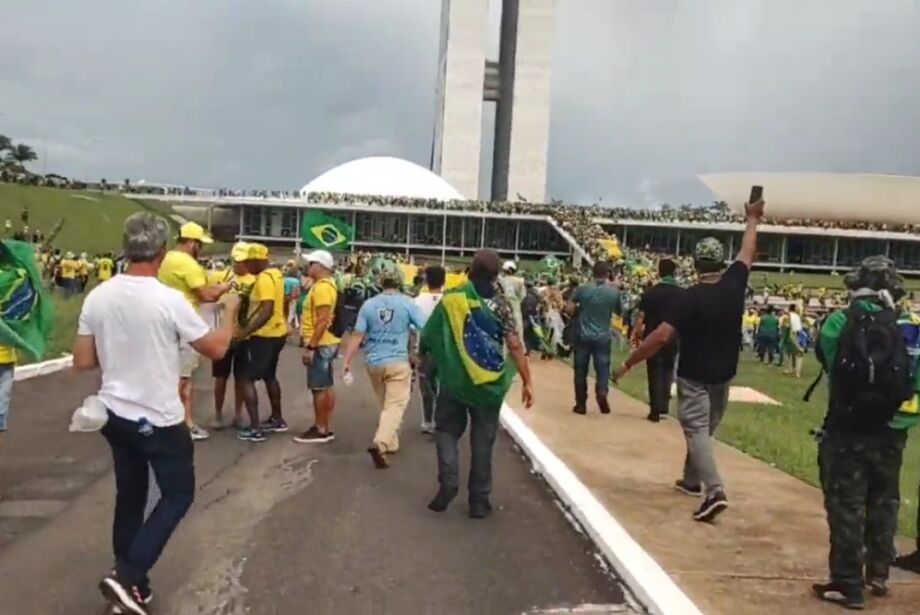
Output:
[304, 249, 334, 271]
[502, 260, 517, 273]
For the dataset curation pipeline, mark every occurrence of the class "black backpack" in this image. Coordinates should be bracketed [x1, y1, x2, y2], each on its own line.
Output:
[818, 305, 913, 430]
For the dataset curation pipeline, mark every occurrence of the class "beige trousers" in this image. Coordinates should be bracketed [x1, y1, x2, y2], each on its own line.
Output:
[366, 362, 413, 453]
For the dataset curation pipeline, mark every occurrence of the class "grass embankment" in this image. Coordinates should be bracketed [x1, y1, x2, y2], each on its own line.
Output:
[0, 184, 177, 253]
[612, 347, 920, 538]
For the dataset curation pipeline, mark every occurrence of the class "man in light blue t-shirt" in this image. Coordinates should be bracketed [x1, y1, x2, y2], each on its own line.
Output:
[342, 270, 428, 468]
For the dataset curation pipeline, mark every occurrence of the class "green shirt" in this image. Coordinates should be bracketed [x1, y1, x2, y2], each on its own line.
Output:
[758, 313, 780, 337]
[573, 282, 622, 341]
[818, 300, 920, 430]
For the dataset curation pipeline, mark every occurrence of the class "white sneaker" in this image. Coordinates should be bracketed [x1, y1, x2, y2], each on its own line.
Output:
[189, 425, 210, 441]
[420, 422, 435, 435]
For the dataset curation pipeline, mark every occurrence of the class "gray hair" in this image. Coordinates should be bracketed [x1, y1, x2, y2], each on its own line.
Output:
[123, 213, 169, 262]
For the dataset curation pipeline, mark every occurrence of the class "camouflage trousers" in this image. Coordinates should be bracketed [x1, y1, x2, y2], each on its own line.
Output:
[818, 427, 908, 590]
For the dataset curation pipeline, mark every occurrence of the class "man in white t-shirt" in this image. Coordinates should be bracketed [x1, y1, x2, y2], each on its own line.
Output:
[413, 265, 445, 433]
[787, 303, 805, 379]
[73, 213, 238, 615]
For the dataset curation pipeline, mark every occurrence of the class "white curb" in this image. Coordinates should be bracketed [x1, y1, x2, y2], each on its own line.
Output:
[500, 404, 704, 615]
[14, 355, 74, 381]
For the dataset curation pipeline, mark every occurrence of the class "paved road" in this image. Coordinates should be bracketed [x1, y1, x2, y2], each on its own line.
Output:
[0, 345, 629, 614]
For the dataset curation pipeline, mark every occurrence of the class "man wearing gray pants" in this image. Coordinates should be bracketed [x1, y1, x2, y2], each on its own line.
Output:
[615, 197, 764, 522]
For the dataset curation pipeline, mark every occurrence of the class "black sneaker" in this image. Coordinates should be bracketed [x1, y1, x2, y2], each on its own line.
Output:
[597, 397, 611, 414]
[894, 550, 920, 574]
[693, 490, 728, 522]
[572, 405, 587, 415]
[367, 446, 389, 469]
[428, 487, 458, 513]
[112, 586, 153, 614]
[469, 499, 493, 519]
[866, 577, 888, 598]
[293, 426, 335, 443]
[236, 427, 267, 443]
[647, 412, 661, 423]
[812, 582, 865, 610]
[674, 479, 703, 497]
[100, 574, 150, 615]
[260, 417, 289, 433]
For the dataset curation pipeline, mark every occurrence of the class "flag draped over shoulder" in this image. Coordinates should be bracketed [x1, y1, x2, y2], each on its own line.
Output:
[420, 282, 515, 411]
[0, 240, 54, 361]
[300, 210, 354, 250]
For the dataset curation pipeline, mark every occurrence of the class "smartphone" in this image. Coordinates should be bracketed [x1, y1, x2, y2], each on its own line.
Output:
[749, 185, 763, 204]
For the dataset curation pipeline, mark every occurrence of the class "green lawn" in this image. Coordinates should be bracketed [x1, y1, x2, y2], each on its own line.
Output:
[0, 184, 176, 253]
[751, 270, 920, 291]
[611, 346, 920, 538]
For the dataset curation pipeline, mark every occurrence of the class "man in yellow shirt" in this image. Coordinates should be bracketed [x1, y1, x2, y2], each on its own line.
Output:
[158, 222, 231, 440]
[233, 243, 287, 442]
[96, 253, 115, 282]
[294, 250, 340, 444]
[210, 244, 255, 431]
[77, 253, 92, 292]
[59, 252, 79, 297]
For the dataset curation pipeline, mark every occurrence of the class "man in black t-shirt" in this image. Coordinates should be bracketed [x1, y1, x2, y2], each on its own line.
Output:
[632, 259, 684, 423]
[615, 199, 764, 523]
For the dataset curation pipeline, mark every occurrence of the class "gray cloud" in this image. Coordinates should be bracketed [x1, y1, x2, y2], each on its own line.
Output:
[1, 0, 918, 206]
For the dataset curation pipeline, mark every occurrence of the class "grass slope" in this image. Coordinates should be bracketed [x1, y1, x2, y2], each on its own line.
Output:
[612, 347, 920, 538]
[0, 184, 175, 253]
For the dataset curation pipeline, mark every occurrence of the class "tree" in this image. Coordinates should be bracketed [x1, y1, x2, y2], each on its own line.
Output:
[0, 135, 11, 152]
[7, 144, 37, 166]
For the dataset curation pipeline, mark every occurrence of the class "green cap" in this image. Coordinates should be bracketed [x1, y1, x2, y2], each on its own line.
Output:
[694, 237, 724, 262]
[844, 255, 904, 294]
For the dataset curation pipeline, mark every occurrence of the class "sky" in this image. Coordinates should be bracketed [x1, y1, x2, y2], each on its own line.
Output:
[2, 0, 919, 208]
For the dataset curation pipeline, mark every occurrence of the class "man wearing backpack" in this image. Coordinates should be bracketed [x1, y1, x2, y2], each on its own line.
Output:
[294, 250, 340, 444]
[811, 256, 918, 610]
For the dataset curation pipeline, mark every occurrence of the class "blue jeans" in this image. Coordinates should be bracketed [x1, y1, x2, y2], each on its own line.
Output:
[101, 412, 195, 588]
[573, 334, 612, 408]
[434, 392, 500, 503]
[306, 345, 338, 391]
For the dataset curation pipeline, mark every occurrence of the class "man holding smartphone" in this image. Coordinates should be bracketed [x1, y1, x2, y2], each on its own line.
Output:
[615, 194, 765, 523]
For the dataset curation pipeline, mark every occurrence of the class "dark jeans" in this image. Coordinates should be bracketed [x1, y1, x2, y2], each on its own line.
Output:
[418, 354, 438, 425]
[647, 348, 677, 415]
[573, 334, 612, 408]
[434, 392, 500, 503]
[757, 334, 779, 364]
[101, 412, 195, 588]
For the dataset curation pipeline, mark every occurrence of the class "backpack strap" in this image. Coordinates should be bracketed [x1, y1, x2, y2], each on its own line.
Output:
[803, 369, 824, 402]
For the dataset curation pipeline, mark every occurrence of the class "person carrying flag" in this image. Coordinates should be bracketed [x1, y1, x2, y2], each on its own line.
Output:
[420, 250, 534, 519]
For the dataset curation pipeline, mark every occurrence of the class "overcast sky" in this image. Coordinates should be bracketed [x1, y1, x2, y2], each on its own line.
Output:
[2, 0, 919, 207]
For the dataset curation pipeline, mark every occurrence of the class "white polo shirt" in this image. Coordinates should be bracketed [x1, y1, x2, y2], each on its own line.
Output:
[77, 274, 211, 426]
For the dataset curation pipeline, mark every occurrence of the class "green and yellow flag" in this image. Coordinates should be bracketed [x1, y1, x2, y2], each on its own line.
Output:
[0, 240, 54, 361]
[301, 211, 354, 250]
[420, 282, 515, 411]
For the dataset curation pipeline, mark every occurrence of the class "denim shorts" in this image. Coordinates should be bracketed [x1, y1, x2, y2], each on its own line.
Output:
[307, 345, 338, 391]
[0, 364, 14, 432]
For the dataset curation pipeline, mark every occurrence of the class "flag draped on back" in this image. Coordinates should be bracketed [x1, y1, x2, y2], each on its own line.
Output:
[300, 211, 354, 250]
[0, 240, 54, 361]
[420, 282, 515, 411]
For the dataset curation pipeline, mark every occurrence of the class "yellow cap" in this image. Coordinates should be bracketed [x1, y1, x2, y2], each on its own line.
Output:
[179, 222, 213, 244]
[230, 242, 250, 262]
[245, 243, 269, 261]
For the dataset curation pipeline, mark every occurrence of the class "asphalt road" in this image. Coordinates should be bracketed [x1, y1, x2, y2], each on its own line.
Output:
[0, 345, 629, 614]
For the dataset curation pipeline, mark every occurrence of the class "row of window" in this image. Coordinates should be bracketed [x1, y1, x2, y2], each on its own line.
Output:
[240, 207, 568, 253]
[609, 225, 920, 270]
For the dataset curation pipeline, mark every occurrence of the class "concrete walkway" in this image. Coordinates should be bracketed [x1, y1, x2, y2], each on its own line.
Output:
[0, 348, 626, 614]
[506, 360, 920, 614]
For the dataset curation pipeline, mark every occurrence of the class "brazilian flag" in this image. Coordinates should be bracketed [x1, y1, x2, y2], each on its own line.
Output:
[301, 210, 354, 250]
[0, 240, 54, 361]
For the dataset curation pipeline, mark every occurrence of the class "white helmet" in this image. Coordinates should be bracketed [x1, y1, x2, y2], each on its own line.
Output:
[502, 260, 517, 273]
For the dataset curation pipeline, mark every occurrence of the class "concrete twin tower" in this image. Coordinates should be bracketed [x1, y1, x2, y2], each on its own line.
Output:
[432, 0, 555, 203]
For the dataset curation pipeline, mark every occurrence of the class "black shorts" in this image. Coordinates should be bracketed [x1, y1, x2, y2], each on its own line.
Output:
[236, 336, 286, 382]
[211, 344, 237, 379]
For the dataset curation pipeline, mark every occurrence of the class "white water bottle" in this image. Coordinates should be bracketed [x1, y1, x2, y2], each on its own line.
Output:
[342, 370, 354, 386]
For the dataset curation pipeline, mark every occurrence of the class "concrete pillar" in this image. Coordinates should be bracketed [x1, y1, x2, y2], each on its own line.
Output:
[832, 237, 839, 271]
[431, 0, 490, 199]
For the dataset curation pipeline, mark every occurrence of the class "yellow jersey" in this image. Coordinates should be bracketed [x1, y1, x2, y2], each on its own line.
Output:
[158, 250, 207, 306]
[0, 345, 16, 365]
[301, 277, 340, 347]
[249, 268, 286, 338]
[97, 258, 115, 281]
[59, 259, 78, 279]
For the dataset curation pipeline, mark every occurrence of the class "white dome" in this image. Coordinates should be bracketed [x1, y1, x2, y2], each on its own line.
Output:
[301, 156, 465, 201]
